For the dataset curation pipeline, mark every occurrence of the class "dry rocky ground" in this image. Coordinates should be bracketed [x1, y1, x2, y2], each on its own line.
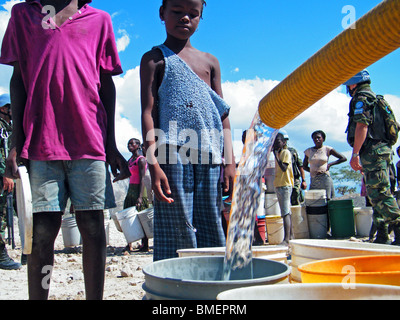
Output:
[0, 216, 154, 300]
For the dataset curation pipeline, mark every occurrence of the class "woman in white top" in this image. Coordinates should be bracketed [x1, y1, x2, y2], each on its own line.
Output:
[303, 130, 347, 200]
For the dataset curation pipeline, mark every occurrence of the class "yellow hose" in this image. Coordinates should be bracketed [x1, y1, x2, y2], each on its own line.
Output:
[258, 0, 400, 129]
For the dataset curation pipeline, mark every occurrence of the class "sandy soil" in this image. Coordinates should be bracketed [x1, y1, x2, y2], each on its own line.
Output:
[0, 217, 154, 300]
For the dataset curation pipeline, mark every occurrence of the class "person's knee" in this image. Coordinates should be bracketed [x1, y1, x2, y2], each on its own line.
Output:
[32, 212, 62, 247]
[76, 211, 105, 239]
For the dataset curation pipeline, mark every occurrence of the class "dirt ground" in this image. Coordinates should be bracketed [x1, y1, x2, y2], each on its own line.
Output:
[0, 216, 154, 300]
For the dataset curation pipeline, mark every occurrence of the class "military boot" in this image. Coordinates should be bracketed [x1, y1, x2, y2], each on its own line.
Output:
[391, 222, 400, 246]
[0, 245, 22, 270]
[373, 224, 390, 244]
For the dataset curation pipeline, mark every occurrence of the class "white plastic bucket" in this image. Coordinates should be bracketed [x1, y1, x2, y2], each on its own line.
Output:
[61, 216, 81, 248]
[104, 209, 110, 246]
[257, 190, 265, 218]
[354, 207, 373, 237]
[291, 205, 309, 239]
[265, 193, 280, 216]
[138, 207, 154, 239]
[115, 207, 145, 243]
[110, 211, 123, 232]
[264, 168, 275, 193]
[217, 283, 400, 300]
[177, 246, 289, 264]
[289, 239, 400, 283]
[265, 216, 284, 245]
[305, 189, 327, 207]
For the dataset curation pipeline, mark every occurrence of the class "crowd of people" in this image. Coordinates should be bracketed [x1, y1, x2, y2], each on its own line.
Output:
[0, 0, 398, 301]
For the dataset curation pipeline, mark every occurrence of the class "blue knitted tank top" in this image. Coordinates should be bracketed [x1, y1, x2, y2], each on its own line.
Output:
[155, 44, 230, 164]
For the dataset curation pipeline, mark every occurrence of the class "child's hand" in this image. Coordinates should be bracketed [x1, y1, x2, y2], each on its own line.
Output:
[223, 162, 236, 194]
[150, 164, 174, 203]
[106, 147, 131, 182]
[5, 147, 21, 180]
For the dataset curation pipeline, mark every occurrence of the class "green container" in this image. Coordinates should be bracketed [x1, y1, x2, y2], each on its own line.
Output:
[328, 200, 355, 238]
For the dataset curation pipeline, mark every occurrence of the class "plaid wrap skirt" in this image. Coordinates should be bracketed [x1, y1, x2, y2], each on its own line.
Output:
[153, 149, 226, 261]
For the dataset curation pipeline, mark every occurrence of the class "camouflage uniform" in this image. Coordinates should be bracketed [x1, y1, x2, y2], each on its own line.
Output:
[0, 117, 12, 248]
[288, 147, 304, 205]
[349, 84, 400, 237]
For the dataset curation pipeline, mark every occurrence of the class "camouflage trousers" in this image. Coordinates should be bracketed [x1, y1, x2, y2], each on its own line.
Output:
[0, 192, 7, 248]
[361, 145, 400, 228]
[291, 179, 304, 206]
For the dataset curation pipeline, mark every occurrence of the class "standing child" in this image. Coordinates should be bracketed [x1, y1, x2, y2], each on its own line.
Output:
[273, 132, 294, 245]
[140, 0, 236, 261]
[0, 0, 129, 299]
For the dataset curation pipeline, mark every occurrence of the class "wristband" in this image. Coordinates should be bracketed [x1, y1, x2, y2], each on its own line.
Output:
[352, 153, 359, 158]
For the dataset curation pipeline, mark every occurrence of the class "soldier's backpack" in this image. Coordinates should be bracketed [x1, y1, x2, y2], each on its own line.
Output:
[346, 91, 400, 147]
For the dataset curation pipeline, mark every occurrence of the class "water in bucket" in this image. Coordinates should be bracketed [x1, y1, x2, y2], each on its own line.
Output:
[223, 112, 277, 280]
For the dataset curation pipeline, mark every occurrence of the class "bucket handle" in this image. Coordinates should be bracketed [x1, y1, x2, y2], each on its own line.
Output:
[264, 200, 278, 210]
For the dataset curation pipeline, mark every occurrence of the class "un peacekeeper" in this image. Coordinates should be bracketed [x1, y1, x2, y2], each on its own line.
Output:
[344, 70, 400, 245]
[0, 94, 21, 270]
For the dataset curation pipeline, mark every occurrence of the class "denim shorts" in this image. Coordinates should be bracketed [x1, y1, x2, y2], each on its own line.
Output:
[29, 160, 116, 213]
[275, 186, 293, 217]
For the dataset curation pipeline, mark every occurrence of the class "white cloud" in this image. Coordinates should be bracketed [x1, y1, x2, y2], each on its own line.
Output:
[113, 66, 142, 156]
[286, 88, 351, 143]
[116, 29, 130, 52]
[222, 78, 280, 130]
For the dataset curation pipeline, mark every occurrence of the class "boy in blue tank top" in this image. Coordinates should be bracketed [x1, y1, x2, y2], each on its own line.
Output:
[141, 0, 236, 261]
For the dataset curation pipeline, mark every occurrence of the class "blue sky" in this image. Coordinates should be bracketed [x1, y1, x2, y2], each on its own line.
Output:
[0, 0, 399, 187]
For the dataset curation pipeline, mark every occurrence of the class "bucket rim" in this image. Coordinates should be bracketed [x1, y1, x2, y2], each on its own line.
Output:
[289, 239, 399, 251]
[143, 256, 291, 285]
[298, 254, 400, 276]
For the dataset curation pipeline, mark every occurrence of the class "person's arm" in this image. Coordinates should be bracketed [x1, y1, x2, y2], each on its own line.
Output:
[140, 50, 173, 203]
[350, 122, 368, 172]
[136, 157, 147, 207]
[99, 73, 130, 182]
[6, 62, 27, 179]
[327, 148, 347, 170]
[274, 149, 289, 172]
[210, 54, 236, 193]
[303, 154, 310, 173]
[299, 167, 307, 190]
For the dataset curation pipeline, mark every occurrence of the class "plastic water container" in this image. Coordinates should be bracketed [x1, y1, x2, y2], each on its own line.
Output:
[217, 283, 400, 300]
[291, 205, 309, 239]
[265, 215, 284, 245]
[305, 190, 327, 207]
[61, 215, 81, 248]
[115, 207, 145, 243]
[138, 207, 154, 239]
[265, 193, 280, 216]
[328, 199, 355, 238]
[354, 207, 373, 237]
[104, 209, 110, 246]
[298, 255, 400, 286]
[257, 215, 266, 243]
[306, 206, 328, 239]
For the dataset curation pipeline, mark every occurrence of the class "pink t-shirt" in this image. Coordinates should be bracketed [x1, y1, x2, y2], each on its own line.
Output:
[128, 156, 147, 185]
[0, 1, 123, 161]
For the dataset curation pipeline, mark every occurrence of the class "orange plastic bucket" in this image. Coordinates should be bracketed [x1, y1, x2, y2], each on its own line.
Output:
[298, 255, 400, 286]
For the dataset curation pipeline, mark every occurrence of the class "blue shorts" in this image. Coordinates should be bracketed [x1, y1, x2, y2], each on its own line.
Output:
[29, 160, 116, 213]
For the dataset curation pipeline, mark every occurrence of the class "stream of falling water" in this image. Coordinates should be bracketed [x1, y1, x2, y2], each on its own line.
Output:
[223, 112, 277, 280]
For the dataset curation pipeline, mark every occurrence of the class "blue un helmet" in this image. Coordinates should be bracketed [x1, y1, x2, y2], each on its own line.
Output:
[343, 70, 370, 95]
[278, 129, 289, 140]
[343, 69, 371, 86]
[0, 94, 10, 108]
